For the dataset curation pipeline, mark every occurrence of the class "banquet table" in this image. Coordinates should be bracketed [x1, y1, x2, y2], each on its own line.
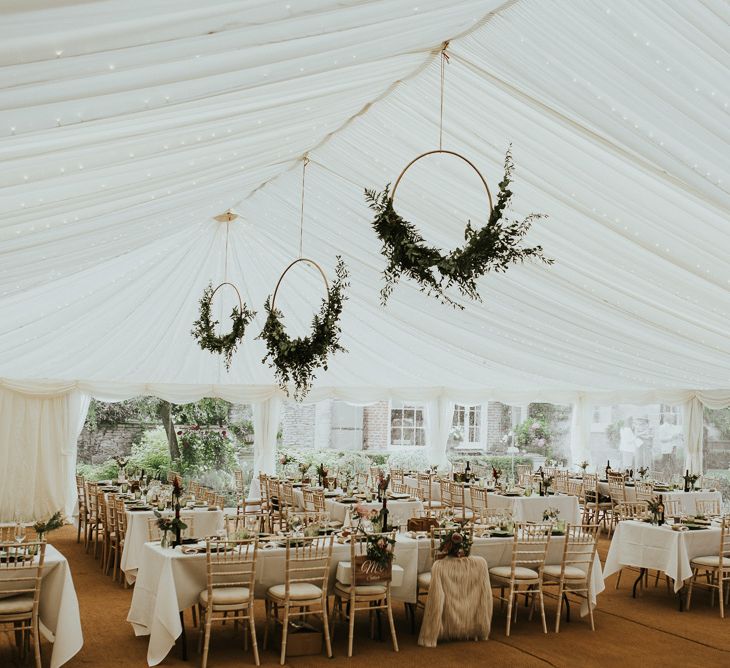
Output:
[593, 483, 722, 516]
[292, 488, 424, 528]
[0, 544, 83, 668]
[414, 534, 604, 615]
[603, 520, 722, 592]
[120, 507, 224, 584]
[127, 536, 419, 666]
[402, 476, 580, 524]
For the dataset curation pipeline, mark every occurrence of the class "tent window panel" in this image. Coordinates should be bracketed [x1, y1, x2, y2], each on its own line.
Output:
[451, 404, 482, 445]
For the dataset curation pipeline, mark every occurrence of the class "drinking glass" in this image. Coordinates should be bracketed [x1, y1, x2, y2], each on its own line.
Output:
[14, 522, 25, 544]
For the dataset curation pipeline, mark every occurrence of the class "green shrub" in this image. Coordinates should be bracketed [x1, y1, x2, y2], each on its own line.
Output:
[178, 430, 238, 477]
[76, 459, 119, 482]
[449, 454, 534, 472]
[129, 427, 172, 478]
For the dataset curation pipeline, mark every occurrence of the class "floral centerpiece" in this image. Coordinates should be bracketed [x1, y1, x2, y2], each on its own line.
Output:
[492, 466, 502, 486]
[637, 466, 649, 480]
[33, 511, 64, 542]
[366, 533, 396, 568]
[542, 507, 559, 522]
[578, 460, 589, 474]
[437, 528, 472, 558]
[354, 504, 382, 533]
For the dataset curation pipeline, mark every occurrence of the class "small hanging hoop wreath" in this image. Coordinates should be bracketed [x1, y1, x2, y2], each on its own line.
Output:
[191, 281, 256, 371]
[258, 256, 349, 401]
[365, 146, 552, 309]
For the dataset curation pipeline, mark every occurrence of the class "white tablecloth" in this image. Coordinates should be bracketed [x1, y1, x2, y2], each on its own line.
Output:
[120, 508, 224, 583]
[402, 477, 581, 524]
[488, 494, 581, 524]
[603, 520, 722, 592]
[594, 483, 721, 516]
[0, 545, 84, 668]
[128, 536, 419, 666]
[414, 534, 604, 616]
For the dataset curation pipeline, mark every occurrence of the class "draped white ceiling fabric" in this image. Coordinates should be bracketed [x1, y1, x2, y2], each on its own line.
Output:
[0, 0, 729, 405]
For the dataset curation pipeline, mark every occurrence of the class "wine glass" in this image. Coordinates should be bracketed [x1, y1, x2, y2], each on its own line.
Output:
[14, 522, 25, 545]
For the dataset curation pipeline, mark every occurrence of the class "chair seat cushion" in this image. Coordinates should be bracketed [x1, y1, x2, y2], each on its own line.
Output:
[199, 587, 251, 608]
[0, 595, 33, 615]
[267, 582, 322, 601]
[425, 501, 443, 508]
[417, 571, 431, 589]
[334, 582, 387, 597]
[691, 555, 730, 568]
[543, 564, 587, 580]
[489, 566, 539, 580]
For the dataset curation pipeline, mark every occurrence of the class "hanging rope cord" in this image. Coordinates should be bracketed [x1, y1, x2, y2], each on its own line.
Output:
[439, 41, 450, 150]
[299, 156, 309, 258]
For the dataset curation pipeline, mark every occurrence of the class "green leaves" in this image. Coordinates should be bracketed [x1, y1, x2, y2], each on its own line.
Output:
[258, 256, 349, 401]
[366, 148, 553, 308]
[191, 283, 256, 370]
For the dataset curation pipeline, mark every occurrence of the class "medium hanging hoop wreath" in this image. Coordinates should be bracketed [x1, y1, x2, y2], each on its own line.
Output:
[258, 256, 349, 400]
[191, 281, 256, 371]
[365, 147, 553, 309]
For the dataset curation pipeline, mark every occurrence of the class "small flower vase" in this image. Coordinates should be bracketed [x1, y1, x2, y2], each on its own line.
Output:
[36, 531, 45, 544]
[160, 531, 170, 549]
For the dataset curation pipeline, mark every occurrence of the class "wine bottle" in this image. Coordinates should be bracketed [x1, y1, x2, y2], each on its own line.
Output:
[683, 469, 690, 493]
[605, 460, 611, 479]
[657, 494, 665, 526]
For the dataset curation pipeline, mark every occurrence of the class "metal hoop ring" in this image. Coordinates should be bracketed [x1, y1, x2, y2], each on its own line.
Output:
[391, 149, 493, 214]
[271, 258, 329, 312]
[209, 282, 244, 312]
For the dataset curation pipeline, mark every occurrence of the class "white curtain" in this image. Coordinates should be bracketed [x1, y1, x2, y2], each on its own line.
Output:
[0, 387, 89, 522]
[425, 398, 454, 468]
[249, 397, 282, 499]
[683, 396, 704, 475]
[569, 397, 592, 467]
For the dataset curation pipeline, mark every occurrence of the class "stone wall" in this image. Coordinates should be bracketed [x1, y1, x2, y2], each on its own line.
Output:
[77, 422, 153, 464]
[281, 402, 316, 449]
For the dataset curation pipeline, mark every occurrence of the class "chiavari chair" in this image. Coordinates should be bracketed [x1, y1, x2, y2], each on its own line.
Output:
[489, 523, 551, 636]
[0, 540, 46, 668]
[264, 535, 334, 664]
[114, 497, 129, 585]
[416, 472, 442, 510]
[447, 482, 473, 521]
[582, 474, 612, 532]
[696, 499, 722, 517]
[85, 481, 103, 555]
[635, 481, 654, 501]
[554, 469, 569, 494]
[198, 538, 260, 667]
[75, 474, 87, 544]
[543, 523, 599, 632]
[686, 516, 730, 617]
[470, 486, 489, 517]
[332, 531, 398, 657]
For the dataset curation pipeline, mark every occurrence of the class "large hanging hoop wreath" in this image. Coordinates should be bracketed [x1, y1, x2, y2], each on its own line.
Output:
[258, 256, 349, 400]
[365, 147, 553, 308]
[191, 281, 256, 370]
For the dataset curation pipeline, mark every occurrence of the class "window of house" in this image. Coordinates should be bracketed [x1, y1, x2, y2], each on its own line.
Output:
[452, 404, 482, 444]
[390, 401, 426, 446]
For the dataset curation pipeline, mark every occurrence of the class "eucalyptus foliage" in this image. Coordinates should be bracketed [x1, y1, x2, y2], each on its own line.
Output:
[191, 282, 256, 370]
[366, 148, 553, 308]
[258, 256, 349, 400]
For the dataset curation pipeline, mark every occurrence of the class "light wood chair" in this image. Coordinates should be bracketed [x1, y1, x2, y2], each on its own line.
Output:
[0, 541, 46, 668]
[75, 474, 87, 544]
[635, 481, 654, 501]
[470, 487, 489, 516]
[686, 516, 730, 617]
[448, 483, 474, 521]
[543, 523, 599, 632]
[614, 501, 650, 521]
[582, 474, 613, 531]
[263, 535, 334, 665]
[417, 473, 442, 511]
[101, 493, 121, 578]
[85, 481, 103, 556]
[114, 497, 128, 585]
[516, 464, 532, 481]
[332, 531, 398, 657]
[696, 499, 722, 516]
[390, 469, 404, 485]
[198, 538, 260, 668]
[489, 523, 551, 636]
[554, 470, 569, 494]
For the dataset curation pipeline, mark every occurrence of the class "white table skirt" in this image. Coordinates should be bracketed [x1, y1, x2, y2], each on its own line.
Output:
[121, 508, 224, 584]
[415, 534, 604, 616]
[1, 545, 84, 668]
[128, 536, 419, 666]
[603, 520, 722, 592]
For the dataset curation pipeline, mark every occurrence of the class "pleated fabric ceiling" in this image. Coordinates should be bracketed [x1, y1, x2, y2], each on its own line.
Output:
[1, 0, 729, 401]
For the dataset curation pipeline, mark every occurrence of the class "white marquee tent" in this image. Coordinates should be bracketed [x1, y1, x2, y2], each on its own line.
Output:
[1, 0, 729, 518]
